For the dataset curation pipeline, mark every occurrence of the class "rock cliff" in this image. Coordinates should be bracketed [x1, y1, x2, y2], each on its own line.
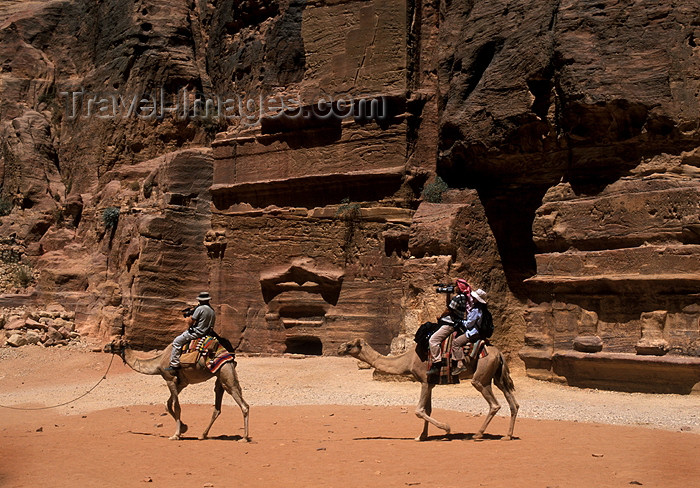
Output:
[0, 0, 698, 392]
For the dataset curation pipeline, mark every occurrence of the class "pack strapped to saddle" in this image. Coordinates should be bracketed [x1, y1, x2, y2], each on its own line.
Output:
[477, 307, 494, 338]
[414, 321, 440, 352]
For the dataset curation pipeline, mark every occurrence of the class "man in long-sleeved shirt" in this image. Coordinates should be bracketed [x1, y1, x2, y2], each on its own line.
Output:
[427, 279, 474, 375]
[166, 292, 216, 372]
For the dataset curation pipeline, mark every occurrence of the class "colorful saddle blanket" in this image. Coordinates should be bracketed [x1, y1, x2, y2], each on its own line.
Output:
[179, 335, 235, 373]
[427, 334, 489, 385]
[464, 340, 489, 361]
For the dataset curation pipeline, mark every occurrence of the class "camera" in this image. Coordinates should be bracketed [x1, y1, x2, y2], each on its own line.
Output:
[181, 306, 196, 318]
[434, 283, 455, 294]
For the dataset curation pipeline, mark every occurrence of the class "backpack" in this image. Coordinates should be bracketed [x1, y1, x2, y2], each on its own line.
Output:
[477, 307, 494, 338]
[414, 321, 440, 352]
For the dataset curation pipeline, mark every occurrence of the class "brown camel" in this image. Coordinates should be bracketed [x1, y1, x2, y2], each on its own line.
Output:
[104, 339, 250, 441]
[337, 338, 519, 441]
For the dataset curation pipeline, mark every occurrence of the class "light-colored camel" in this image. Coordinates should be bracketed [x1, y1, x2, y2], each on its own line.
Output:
[337, 338, 519, 441]
[104, 339, 249, 441]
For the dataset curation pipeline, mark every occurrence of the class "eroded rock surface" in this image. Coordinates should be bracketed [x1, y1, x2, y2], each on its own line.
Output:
[0, 0, 698, 392]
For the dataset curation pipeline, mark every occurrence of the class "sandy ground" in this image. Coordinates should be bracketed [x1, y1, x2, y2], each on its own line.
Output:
[0, 343, 699, 488]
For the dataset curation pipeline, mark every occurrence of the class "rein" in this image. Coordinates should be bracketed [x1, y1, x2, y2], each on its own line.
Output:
[0, 353, 116, 411]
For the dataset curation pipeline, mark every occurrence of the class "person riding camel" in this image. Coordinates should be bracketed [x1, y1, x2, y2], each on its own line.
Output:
[450, 288, 489, 376]
[427, 279, 474, 376]
[166, 292, 216, 374]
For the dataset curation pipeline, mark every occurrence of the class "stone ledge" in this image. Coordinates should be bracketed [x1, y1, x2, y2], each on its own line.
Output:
[521, 349, 700, 394]
[211, 166, 405, 210]
[524, 273, 700, 294]
[0, 292, 37, 307]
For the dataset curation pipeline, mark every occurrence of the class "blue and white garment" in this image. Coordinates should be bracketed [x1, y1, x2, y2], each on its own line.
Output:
[463, 307, 484, 339]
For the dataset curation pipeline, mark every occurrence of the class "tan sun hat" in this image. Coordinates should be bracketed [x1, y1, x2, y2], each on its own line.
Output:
[197, 292, 211, 302]
[470, 288, 487, 304]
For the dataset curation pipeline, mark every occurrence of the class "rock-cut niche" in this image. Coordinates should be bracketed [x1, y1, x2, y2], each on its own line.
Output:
[259, 258, 344, 355]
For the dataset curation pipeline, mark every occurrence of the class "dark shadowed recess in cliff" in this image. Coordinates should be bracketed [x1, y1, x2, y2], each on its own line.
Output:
[212, 169, 405, 210]
[437, 92, 700, 297]
[559, 100, 698, 195]
[260, 96, 406, 135]
[264, 0, 306, 87]
[285, 336, 323, 355]
[436, 143, 561, 298]
[475, 183, 548, 297]
[206, 0, 306, 94]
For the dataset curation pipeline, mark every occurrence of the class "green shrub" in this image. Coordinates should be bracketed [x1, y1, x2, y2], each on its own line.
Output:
[0, 197, 12, 216]
[15, 265, 34, 288]
[53, 207, 65, 226]
[421, 176, 449, 203]
[143, 181, 153, 198]
[102, 206, 120, 229]
[336, 198, 361, 221]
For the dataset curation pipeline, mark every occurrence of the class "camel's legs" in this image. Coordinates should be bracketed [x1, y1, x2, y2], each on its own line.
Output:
[220, 364, 250, 441]
[414, 382, 450, 441]
[166, 380, 188, 440]
[493, 369, 519, 440]
[470, 379, 501, 439]
[200, 379, 225, 439]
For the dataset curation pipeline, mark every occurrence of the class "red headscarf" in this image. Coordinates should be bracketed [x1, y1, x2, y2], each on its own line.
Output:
[455, 279, 470, 294]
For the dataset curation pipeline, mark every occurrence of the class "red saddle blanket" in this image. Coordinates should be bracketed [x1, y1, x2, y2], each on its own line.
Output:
[427, 334, 488, 385]
[179, 336, 235, 373]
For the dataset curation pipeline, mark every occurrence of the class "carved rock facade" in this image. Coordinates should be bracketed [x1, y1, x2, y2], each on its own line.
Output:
[0, 0, 699, 392]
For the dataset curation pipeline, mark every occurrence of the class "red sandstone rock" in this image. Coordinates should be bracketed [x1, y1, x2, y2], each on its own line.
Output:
[0, 0, 697, 393]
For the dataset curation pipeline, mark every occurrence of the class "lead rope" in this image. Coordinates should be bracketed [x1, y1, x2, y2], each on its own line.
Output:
[0, 353, 116, 411]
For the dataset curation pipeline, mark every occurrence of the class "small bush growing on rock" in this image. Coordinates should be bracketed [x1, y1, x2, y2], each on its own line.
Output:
[336, 198, 362, 263]
[336, 198, 361, 221]
[421, 176, 449, 203]
[102, 206, 120, 229]
[0, 197, 12, 216]
[14, 265, 34, 288]
[143, 181, 154, 198]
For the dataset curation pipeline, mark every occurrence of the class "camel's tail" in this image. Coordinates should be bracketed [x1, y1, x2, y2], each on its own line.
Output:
[498, 353, 515, 392]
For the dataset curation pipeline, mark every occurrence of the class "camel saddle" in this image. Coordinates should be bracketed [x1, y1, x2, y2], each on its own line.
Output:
[426, 335, 489, 385]
[179, 335, 235, 373]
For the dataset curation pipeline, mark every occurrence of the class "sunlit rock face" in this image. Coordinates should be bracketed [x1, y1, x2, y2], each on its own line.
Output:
[433, 0, 700, 390]
[1, 0, 699, 390]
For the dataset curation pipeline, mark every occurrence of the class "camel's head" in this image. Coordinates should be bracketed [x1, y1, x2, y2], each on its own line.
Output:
[337, 338, 364, 357]
[103, 337, 128, 355]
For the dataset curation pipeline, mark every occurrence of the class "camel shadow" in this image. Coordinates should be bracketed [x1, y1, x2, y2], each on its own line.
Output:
[127, 430, 170, 439]
[441, 432, 518, 442]
[354, 432, 519, 442]
[127, 431, 248, 442]
[198, 434, 249, 442]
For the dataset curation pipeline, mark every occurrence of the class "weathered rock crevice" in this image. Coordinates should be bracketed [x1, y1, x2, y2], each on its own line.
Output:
[1, 0, 699, 392]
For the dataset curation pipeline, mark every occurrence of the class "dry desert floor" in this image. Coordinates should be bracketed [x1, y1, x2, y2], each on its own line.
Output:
[0, 343, 699, 488]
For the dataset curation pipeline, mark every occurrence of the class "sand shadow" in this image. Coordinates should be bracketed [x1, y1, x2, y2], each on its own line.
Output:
[354, 432, 519, 442]
[126, 431, 248, 442]
[127, 430, 170, 439]
[199, 434, 249, 442]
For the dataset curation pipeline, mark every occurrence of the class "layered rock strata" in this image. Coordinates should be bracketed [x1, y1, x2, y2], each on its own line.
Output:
[0, 0, 698, 393]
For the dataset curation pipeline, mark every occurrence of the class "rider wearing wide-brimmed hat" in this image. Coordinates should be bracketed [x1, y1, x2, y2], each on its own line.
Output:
[450, 287, 489, 375]
[166, 292, 216, 373]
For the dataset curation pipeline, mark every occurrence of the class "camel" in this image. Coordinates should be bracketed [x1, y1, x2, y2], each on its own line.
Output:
[337, 338, 518, 441]
[104, 338, 249, 441]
